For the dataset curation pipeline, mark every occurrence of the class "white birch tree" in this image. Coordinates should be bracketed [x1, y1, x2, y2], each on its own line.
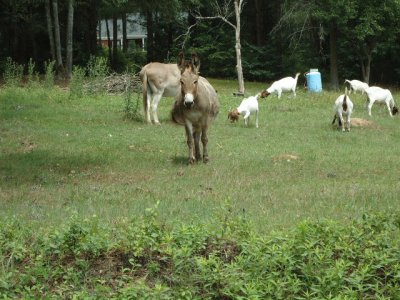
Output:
[195, 0, 245, 95]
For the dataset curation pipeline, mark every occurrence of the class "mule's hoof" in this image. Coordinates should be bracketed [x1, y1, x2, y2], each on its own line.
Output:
[188, 157, 196, 165]
[203, 156, 209, 164]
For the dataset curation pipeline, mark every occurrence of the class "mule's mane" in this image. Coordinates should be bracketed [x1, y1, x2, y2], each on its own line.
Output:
[180, 61, 198, 75]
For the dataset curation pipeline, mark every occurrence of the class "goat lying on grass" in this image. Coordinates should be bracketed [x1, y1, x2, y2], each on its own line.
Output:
[364, 86, 399, 117]
[228, 93, 260, 128]
[261, 73, 300, 99]
[345, 79, 369, 95]
[332, 90, 353, 132]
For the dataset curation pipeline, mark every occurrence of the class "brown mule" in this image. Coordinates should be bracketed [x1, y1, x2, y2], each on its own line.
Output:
[171, 53, 220, 164]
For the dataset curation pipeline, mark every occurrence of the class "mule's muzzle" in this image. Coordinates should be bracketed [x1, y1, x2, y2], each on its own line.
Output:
[392, 106, 399, 115]
[184, 100, 194, 109]
[184, 93, 194, 109]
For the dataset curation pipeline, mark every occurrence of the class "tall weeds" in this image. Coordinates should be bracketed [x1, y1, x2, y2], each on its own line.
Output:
[44, 60, 56, 89]
[26, 58, 40, 89]
[69, 65, 86, 98]
[3, 57, 23, 86]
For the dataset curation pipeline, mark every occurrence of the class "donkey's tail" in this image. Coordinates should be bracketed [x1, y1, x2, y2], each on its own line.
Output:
[139, 68, 148, 117]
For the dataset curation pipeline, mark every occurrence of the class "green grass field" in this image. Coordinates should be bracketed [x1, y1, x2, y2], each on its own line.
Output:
[1, 80, 400, 232]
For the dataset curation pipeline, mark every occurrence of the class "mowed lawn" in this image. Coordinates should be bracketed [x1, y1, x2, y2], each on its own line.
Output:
[1, 80, 400, 232]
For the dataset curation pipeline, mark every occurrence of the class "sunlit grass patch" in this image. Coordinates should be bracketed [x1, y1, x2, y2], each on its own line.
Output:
[1, 83, 400, 232]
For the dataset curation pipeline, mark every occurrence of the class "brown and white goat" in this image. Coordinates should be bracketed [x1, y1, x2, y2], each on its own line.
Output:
[228, 93, 260, 128]
[332, 90, 354, 132]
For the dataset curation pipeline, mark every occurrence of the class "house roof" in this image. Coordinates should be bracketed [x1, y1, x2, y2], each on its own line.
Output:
[97, 13, 147, 39]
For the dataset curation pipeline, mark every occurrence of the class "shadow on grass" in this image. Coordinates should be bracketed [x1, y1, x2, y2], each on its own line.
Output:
[0, 150, 106, 186]
[171, 155, 189, 165]
[171, 155, 214, 166]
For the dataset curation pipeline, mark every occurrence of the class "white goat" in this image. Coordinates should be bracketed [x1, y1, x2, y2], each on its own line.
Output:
[345, 79, 369, 95]
[261, 73, 300, 99]
[364, 86, 399, 117]
[332, 89, 354, 132]
[228, 94, 260, 128]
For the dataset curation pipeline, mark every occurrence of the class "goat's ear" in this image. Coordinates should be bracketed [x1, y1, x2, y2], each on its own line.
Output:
[191, 52, 200, 74]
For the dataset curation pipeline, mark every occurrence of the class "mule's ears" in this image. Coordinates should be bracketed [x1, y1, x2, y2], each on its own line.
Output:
[177, 52, 200, 74]
[177, 52, 185, 69]
[191, 53, 200, 74]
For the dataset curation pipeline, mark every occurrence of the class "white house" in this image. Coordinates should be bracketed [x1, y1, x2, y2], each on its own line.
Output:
[97, 14, 147, 50]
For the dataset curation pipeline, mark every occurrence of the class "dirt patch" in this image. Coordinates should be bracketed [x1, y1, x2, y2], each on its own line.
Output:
[20, 139, 37, 153]
[351, 118, 378, 128]
[272, 154, 299, 162]
[200, 238, 241, 263]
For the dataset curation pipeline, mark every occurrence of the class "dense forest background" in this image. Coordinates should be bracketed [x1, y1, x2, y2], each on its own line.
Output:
[1, 0, 400, 88]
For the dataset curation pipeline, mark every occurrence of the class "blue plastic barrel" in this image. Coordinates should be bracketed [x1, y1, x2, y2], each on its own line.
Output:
[306, 70, 322, 92]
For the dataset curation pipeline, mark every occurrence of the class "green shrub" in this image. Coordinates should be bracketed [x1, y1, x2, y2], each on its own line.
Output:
[85, 56, 109, 94]
[43, 60, 55, 89]
[69, 65, 86, 98]
[125, 48, 147, 73]
[123, 79, 141, 121]
[1, 211, 400, 299]
[3, 57, 24, 86]
[87, 55, 109, 79]
[26, 58, 40, 89]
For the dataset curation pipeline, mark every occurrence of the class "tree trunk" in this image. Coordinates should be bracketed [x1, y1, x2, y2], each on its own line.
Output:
[329, 21, 339, 89]
[365, 55, 371, 84]
[45, 0, 55, 61]
[105, 19, 112, 65]
[66, 0, 74, 79]
[87, 0, 99, 55]
[254, 0, 264, 46]
[146, 11, 154, 63]
[122, 13, 128, 53]
[360, 57, 366, 81]
[98, 20, 102, 47]
[360, 56, 371, 84]
[360, 45, 372, 84]
[11, 4, 20, 62]
[234, 0, 245, 95]
[112, 14, 118, 69]
[52, 0, 63, 74]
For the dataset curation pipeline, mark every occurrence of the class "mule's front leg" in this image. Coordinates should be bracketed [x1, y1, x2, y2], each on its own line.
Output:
[185, 123, 195, 164]
[201, 128, 209, 163]
[193, 131, 201, 161]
